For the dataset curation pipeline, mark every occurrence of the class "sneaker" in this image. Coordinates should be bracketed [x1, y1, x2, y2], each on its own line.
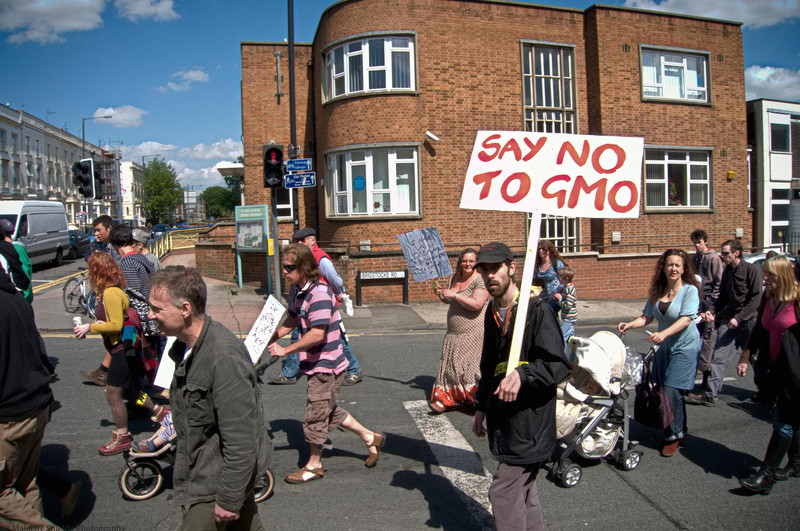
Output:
[269, 374, 297, 385]
[80, 368, 107, 387]
[685, 392, 716, 407]
[342, 373, 363, 386]
[98, 432, 132, 456]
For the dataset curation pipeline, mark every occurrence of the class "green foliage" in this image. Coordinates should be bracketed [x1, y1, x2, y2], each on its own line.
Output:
[142, 160, 182, 224]
[201, 185, 236, 219]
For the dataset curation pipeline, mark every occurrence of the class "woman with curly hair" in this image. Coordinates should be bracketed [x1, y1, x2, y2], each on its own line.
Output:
[618, 249, 701, 457]
[73, 252, 165, 455]
[431, 248, 489, 412]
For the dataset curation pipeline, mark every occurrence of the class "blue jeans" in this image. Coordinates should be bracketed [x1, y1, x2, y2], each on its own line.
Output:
[280, 326, 360, 378]
[561, 320, 575, 361]
[663, 385, 687, 440]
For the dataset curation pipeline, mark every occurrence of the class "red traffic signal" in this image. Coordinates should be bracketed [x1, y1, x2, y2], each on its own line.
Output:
[263, 144, 284, 188]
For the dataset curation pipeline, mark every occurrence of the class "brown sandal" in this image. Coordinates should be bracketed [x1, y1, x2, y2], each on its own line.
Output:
[365, 431, 384, 468]
[285, 466, 325, 484]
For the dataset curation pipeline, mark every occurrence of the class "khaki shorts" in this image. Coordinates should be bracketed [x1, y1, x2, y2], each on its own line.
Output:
[303, 371, 349, 445]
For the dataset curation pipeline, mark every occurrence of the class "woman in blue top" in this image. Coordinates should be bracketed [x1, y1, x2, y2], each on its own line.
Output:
[534, 240, 565, 315]
[618, 249, 700, 457]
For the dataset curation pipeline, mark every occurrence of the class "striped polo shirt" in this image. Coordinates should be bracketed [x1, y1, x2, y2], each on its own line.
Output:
[289, 281, 347, 375]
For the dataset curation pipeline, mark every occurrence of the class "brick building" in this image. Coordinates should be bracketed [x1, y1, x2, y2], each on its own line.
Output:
[233, 0, 750, 303]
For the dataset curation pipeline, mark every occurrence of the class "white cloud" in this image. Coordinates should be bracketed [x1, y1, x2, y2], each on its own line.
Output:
[624, 0, 800, 29]
[0, 0, 105, 44]
[172, 162, 228, 189]
[119, 141, 177, 163]
[745, 65, 800, 101]
[95, 105, 148, 128]
[178, 138, 243, 160]
[157, 69, 210, 93]
[114, 0, 179, 22]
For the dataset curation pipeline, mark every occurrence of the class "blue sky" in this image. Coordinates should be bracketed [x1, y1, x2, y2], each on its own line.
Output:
[1, 0, 798, 190]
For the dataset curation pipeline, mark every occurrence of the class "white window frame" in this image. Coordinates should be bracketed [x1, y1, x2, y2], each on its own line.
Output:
[644, 148, 712, 211]
[324, 34, 416, 101]
[327, 145, 420, 218]
[641, 46, 709, 103]
[522, 42, 576, 134]
[275, 187, 294, 221]
[769, 186, 791, 246]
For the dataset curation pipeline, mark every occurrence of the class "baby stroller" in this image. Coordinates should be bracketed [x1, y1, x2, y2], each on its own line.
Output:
[118, 356, 278, 502]
[550, 331, 644, 488]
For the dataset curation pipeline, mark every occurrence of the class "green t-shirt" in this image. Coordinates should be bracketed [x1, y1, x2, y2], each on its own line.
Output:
[12, 241, 33, 303]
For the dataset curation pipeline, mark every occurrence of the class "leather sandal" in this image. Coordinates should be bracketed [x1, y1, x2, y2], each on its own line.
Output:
[365, 431, 384, 468]
[285, 466, 325, 484]
[430, 401, 447, 414]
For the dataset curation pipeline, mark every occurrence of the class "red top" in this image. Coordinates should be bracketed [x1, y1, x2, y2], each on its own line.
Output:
[761, 300, 798, 362]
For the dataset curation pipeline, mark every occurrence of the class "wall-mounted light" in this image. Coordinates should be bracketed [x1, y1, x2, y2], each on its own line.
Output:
[727, 170, 735, 181]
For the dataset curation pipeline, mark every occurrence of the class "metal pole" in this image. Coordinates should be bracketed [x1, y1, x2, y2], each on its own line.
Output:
[115, 148, 123, 224]
[271, 188, 282, 301]
[288, 0, 299, 232]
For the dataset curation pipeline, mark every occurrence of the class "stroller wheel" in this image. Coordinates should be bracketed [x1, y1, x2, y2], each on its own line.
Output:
[254, 469, 275, 503]
[559, 461, 582, 488]
[619, 449, 642, 471]
[119, 459, 164, 501]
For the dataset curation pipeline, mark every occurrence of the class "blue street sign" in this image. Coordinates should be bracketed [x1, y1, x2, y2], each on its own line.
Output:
[286, 158, 312, 172]
[284, 172, 316, 188]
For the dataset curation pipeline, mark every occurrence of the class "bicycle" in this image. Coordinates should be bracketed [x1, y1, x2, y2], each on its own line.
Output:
[63, 268, 97, 318]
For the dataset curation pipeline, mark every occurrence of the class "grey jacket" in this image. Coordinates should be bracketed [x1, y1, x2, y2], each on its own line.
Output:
[169, 317, 259, 512]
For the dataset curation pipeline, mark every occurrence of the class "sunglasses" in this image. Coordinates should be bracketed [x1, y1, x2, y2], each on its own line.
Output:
[720, 251, 730, 257]
[282, 264, 297, 272]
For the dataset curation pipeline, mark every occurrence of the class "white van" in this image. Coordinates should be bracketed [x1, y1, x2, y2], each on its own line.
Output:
[0, 200, 71, 266]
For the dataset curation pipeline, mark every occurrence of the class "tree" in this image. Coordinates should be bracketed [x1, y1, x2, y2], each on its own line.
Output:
[201, 185, 236, 219]
[142, 159, 183, 224]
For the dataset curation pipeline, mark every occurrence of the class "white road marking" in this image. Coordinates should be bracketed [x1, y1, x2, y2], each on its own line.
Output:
[693, 376, 736, 384]
[403, 400, 493, 516]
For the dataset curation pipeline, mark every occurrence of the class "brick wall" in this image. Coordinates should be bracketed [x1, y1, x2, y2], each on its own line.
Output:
[239, 0, 750, 299]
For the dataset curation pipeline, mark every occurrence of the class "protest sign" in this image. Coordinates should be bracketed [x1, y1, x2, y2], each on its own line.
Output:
[461, 131, 643, 376]
[245, 295, 286, 363]
[398, 226, 453, 282]
[461, 131, 643, 219]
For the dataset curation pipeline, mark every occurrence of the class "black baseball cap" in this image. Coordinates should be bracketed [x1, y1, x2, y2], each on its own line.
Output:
[292, 227, 316, 241]
[475, 242, 514, 265]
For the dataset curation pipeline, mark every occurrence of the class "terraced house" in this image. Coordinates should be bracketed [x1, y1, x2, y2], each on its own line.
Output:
[234, 0, 748, 302]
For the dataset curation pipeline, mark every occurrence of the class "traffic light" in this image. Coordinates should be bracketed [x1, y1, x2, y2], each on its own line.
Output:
[74, 159, 94, 198]
[93, 162, 104, 199]
[263, 144, 284, 188]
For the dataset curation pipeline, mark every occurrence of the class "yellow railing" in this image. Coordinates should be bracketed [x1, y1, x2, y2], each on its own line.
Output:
[149, 225, 212, 259]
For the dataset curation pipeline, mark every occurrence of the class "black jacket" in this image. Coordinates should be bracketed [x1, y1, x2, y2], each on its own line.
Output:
[713, 260, 762, 325]
[475, 295, 571, 465]
[0, 240, 30, 292]
[0, 265, 51, 421]
[760, 323, 800, 426]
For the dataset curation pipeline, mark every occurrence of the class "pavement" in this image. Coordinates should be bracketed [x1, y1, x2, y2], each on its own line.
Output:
[34, 249, 644, 333]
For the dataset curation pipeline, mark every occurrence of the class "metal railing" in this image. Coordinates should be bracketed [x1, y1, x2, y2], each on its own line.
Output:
[148, 225, 213, 259]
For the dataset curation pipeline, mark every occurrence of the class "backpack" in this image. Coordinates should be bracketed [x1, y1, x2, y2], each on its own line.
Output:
[126, 287, 160, 337]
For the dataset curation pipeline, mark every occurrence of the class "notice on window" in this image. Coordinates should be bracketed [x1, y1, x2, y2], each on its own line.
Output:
[397, 226, 453, 282]
[460, 131, 644, 218]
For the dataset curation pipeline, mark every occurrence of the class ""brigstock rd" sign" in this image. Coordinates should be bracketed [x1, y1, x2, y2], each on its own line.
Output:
[460, 131, 644, 218]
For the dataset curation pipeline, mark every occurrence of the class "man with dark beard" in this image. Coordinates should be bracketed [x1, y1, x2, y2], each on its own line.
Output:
[471, 242, 571, 530]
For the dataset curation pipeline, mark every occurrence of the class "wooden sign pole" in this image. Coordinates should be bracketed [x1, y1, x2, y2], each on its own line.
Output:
[505, 211, 541, 376]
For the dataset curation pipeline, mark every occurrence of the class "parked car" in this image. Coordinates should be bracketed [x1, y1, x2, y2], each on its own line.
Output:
[152, 223, 169, 238]
[744, 252, 796, 267]
[68, 227, 91, 259]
